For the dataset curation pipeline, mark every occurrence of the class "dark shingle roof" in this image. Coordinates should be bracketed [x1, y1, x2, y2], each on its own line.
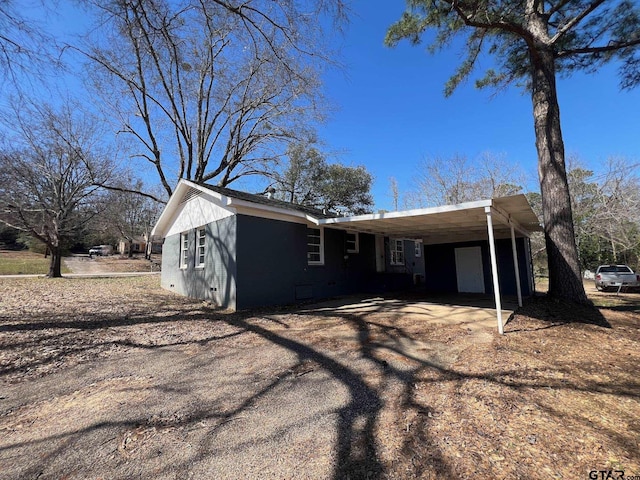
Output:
[200, 184, 338, 219]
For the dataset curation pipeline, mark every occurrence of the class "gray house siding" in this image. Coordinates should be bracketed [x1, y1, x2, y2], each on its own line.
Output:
[423, 238, 531, 296]
[161, 215, 238, 309]
[161, 212, 532, 310]
[378, 238, 426, 291]
[234, 215, 377, 309]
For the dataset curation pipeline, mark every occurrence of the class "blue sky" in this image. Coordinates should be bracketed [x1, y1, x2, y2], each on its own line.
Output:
[3, 1, 639, 211]
[313, 0, 640, 210]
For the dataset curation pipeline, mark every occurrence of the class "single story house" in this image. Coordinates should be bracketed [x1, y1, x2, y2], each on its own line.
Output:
[117, 236, 146, 255]
[151, 180, 542, 333]
[117, 236, 163, 255]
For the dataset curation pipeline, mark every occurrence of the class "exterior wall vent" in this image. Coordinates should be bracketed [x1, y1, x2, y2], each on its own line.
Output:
[180, 187, 202, 205]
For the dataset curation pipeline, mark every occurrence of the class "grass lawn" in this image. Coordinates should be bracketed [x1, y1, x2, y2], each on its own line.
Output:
[0, 250, 70, 275]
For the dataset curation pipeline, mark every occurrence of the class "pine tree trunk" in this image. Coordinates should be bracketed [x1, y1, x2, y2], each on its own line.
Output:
[530, 47, 589, 304]
[48, 247, 63, 278]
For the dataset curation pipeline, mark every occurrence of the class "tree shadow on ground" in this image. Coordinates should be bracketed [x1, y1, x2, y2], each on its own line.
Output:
[2, 287, 639, 479]
[505, 293, 611, 330]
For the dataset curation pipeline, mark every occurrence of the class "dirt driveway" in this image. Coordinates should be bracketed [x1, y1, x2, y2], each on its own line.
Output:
[1, 276, 639, 479]
[63, 254, 161, 275]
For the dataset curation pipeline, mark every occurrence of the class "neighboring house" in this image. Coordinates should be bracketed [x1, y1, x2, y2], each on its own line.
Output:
[152, 180, 541, 325]
[117, 236, 146, 255]
[117, 236, 163, 255]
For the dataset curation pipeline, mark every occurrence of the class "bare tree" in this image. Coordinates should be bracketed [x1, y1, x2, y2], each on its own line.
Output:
[101, 179, 164, 257]
[560, 156, 640, 270]
[412, 153, 525, 207]
[0, 104, 113, 277]
[0, 1, 53, 84]
[389, 177, 399, 211]
[77, 0, 344, 196]
[593, 158, 640, 265]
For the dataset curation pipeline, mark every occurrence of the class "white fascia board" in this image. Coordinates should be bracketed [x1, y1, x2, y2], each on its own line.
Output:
[151, 179, 235, 237]
[227, 198, 321, 225]
[151, 179, 192, 237]
[151, 179, 322, 237]
[319, 199, 493, 226]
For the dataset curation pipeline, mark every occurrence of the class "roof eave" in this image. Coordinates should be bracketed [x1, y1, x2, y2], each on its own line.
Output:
[151, 179, 322, 238]
[319, 198, 493, 226]
[226, 197, 321, 225]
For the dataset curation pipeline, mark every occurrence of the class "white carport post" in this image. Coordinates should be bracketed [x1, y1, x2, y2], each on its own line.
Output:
[510, 223, 523, 307]
[485, 206, 504, 335]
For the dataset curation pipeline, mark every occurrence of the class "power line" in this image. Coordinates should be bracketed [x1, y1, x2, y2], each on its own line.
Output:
[586, 161, 640, 183]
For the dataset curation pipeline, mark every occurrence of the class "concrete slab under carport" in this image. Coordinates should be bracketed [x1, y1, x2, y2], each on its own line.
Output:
[319, 194, 541, 334]
[300, 293, 518, 336]
[292, 293, 518, 368]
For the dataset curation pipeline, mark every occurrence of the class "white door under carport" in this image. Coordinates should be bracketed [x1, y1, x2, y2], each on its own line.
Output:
[455, 246, 485, 293]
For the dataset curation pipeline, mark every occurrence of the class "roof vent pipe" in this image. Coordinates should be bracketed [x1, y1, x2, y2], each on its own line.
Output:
[265, 187, 276, 199]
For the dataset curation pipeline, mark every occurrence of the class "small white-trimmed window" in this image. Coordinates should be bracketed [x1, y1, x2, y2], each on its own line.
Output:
[180, 232, 189, 269]
[346, 232, 359, 253]
[307, 227, 324, 265]
[414, 240, 422, 258]
[390, 239, 404, 266]
[196, 228, 206, 267]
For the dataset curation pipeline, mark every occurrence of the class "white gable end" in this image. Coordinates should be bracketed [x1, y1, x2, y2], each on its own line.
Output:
[166, 193, 234, 237]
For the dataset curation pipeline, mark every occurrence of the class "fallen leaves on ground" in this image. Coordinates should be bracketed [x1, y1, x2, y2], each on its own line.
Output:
[1, 276, 639, 479]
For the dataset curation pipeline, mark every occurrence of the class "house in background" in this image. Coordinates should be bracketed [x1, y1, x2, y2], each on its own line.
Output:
[117, 236, 163, 256]
[117, 236, 146, 255]
[151, 180, 541, 331]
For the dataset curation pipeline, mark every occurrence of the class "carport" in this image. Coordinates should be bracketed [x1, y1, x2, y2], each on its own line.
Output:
[319, 195, 542, 334]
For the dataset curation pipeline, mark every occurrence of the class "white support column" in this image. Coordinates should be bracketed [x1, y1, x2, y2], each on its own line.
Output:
[510, 223, 523, 307]
[485, 207, 504, 335]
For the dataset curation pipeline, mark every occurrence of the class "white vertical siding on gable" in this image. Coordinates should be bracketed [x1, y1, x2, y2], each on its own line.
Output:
[166, 195, 235, 237]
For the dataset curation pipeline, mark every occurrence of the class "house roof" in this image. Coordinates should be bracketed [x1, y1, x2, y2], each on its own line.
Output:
[152, 179, 542, 244]
[199, 184, 337, 219]
[151, 179, 336, 238]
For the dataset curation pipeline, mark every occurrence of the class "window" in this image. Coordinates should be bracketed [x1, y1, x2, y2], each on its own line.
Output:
[196, 228, 206, 267]
[390, 239, 404, 266]
[307, 227, 324, 265]
[180, 232, 189, 268]
[346, 232, 359, 253]
[414, 240, 422, 258]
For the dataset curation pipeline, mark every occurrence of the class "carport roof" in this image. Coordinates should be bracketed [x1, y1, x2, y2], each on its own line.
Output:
[319, 195, 542, 245]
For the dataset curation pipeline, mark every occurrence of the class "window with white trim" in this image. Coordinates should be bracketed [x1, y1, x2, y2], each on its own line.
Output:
[180, 232, 189, 268]
[346, 232, 359, 253]
[307, 227, 324, 265]
[196, 228, 206, 267]
[414, 240, 422, 258]
[390, 239, 404, 265]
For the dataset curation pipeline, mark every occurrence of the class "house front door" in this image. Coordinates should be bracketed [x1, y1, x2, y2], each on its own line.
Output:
[455, 246, 485, 293]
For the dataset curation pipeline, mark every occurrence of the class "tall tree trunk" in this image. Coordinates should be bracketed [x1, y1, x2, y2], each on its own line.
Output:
[530, 47, 589, 304]
[48, 246, 62, 278]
